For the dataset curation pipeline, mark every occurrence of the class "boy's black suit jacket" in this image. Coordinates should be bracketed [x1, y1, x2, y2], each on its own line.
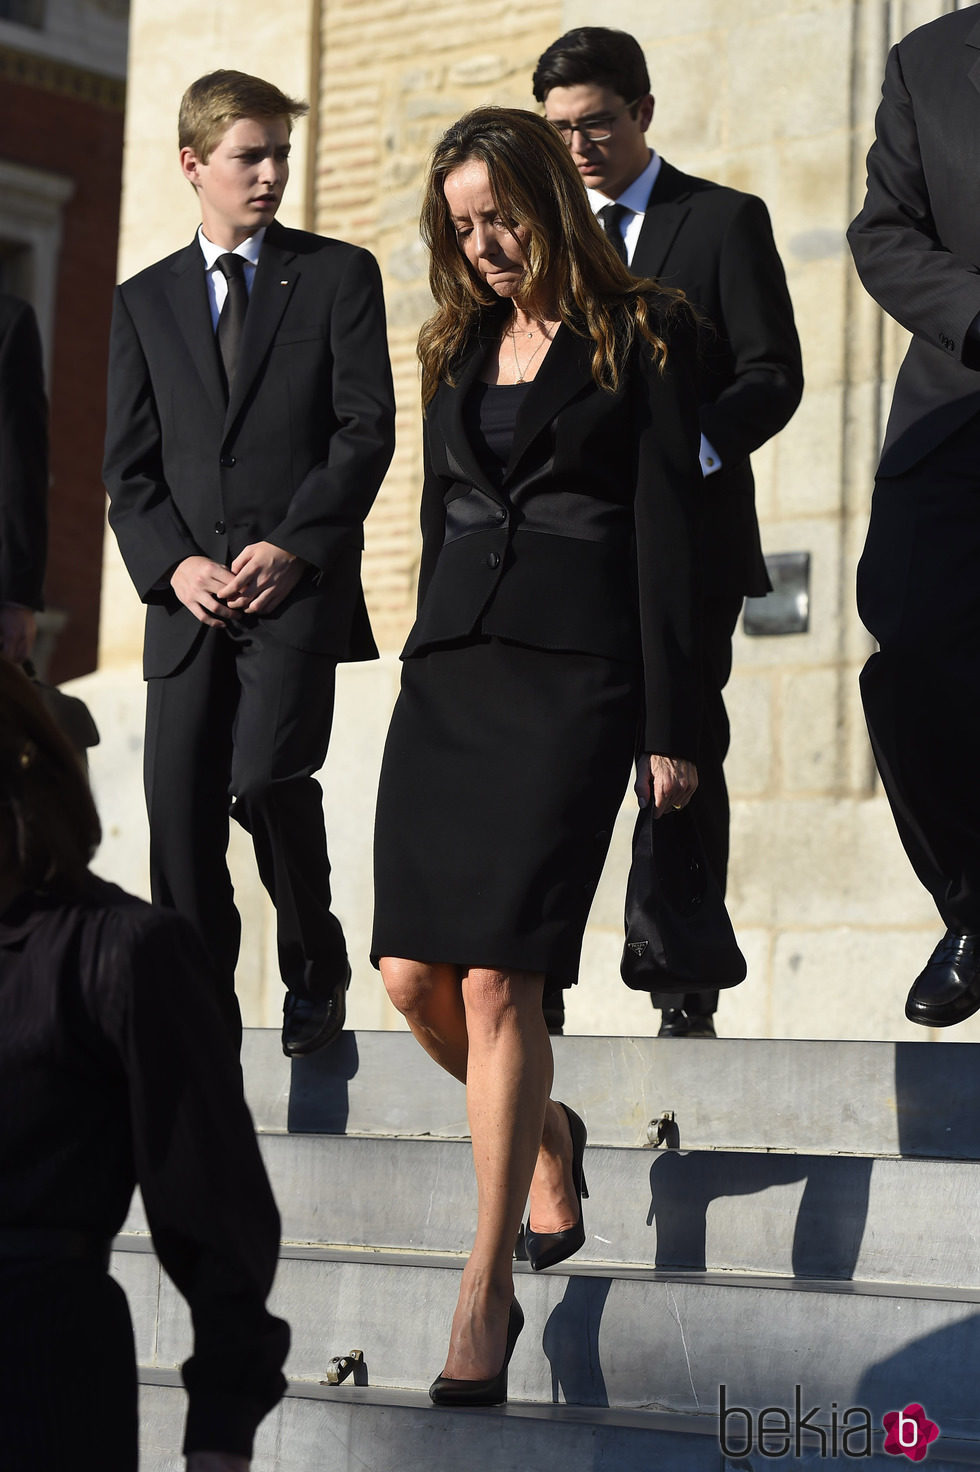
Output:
[632, 160, 803, 597]
[404, 315, 703, 759]
[104, 219, 395, 678]
[848, 5, 980, 478]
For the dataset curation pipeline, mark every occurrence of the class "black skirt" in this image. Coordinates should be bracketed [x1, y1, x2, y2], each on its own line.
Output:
[372, 635, 640, 986]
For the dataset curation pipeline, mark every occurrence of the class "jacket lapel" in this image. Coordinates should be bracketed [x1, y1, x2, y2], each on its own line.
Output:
[225, 222, 298, 430]
[503, 323, 594, 479]
[630, 160, 693, 279]
[166, 241, 226, 419]
[437, 320, 596, 492]
[439, 338, 499, 498]
[966, 13, 980, 94]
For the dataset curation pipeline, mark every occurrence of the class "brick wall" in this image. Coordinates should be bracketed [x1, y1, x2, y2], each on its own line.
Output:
[0, 70, 124, 681]
[314, 0, 562, 652]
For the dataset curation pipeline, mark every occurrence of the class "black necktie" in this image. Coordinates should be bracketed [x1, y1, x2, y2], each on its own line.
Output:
[215, 252, 249, 390]
[598, 203, 630, 264]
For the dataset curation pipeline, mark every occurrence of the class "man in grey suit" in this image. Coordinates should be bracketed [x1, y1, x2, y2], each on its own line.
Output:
[104, 71, 395, 1053]
[849, 5, 980, 1028]
[534, 27, 802, 1037]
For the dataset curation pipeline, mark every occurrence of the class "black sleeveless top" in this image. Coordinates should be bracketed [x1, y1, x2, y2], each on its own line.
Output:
[463, 380, 532, 487]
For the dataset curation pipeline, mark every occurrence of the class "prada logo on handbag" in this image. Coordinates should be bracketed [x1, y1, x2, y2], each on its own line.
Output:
[627, 941, 649, 956]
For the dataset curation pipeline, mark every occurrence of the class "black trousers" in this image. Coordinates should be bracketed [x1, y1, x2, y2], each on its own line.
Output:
[650, 592, 743, 1016]
[858, 417, 980, 934]
[144, 620, 347, 1032]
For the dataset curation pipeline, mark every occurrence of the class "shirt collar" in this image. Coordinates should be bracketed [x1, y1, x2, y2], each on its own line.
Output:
[587, 150, 662, 217]
[197, 225, 266, 271]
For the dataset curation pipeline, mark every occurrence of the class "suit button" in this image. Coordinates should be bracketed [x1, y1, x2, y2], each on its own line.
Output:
[486, 552, 500, 569]
[214, 520, 226, 534]
[495, 509, 506, 522]
[220, 453, 236, 467]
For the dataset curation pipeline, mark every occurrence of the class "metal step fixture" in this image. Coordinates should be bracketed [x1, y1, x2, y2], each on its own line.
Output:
[117, 1031, 980, 1470]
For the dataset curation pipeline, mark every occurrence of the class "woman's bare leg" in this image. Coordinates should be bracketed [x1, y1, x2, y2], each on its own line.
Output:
[381, 956, 582, 1377]
[380, 957, 468, 1082]
[439, 967, 550, 1380]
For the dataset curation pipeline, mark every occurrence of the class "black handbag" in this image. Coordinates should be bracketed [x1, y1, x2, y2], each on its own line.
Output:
[621, 801, 747, 993]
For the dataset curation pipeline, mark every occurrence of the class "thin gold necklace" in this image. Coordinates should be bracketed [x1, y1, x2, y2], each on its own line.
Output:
[507, 318, 553, 383]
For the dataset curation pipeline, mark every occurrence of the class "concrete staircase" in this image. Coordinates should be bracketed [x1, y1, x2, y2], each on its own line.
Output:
[115, 1033, 980, 1470]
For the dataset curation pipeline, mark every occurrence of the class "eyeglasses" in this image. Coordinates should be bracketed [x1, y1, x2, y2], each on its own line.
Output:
[547, 98, 643, 144]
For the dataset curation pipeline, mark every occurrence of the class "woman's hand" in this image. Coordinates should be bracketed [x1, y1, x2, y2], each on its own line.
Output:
[186, 1454, 250, 1472]
[634, 753, 698, 816]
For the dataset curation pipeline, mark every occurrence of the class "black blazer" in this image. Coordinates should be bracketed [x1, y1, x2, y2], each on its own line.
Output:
[633, 160, 803, 596]
[103, 220, 395, 678]
[404, 313, 703, 759]
[848, 7, 980, 477]
[0, 293, 47, 610]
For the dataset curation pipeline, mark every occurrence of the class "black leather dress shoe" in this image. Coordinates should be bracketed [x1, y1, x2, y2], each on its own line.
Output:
[657, 1007, 690, 1037]
[906, 932, 980, 1027]
[282, 966, 351, 1057]
[685, 1014, 717, 1038]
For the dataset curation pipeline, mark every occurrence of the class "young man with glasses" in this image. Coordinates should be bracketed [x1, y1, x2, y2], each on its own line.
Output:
[533, 27, 803, 1039]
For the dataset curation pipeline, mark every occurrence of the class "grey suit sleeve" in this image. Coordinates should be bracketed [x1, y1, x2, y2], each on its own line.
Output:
[103, 286, 202, 598]
[268, 247, 395, 569]
[847, 40, 980, 364]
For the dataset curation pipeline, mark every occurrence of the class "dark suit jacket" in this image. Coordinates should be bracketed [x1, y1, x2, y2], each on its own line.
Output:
[404, 310, 703, 758]
[103, 220, 395, 678]
[848, 6, 980, 477]
[632, 160, 803, 596]
[0, 293, 47, 610]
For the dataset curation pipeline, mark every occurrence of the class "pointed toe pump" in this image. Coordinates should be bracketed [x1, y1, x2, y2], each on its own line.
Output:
[428, 1298, 525, 1407]
[524, 1102, 589, 1273]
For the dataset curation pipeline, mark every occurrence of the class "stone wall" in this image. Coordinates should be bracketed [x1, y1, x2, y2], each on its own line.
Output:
[82, 0, 978, 1042]
[315, 0, 563, 651]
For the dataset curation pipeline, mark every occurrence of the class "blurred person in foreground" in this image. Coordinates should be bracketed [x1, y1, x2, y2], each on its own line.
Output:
[0, 657, 288, 1471]
[372, 107, 702, 1405]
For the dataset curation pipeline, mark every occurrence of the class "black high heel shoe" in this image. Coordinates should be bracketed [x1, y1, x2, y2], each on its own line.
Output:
[428, 1298, 525, 1407]
[524, 1102, 589, 1272]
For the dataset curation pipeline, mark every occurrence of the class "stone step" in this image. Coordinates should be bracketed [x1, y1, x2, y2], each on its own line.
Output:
[113, 1239, 980, 1439]
[245, 1029, 980, 1159]
[122, 1134, 980, 1287]
[137, 1371, 980, 1472]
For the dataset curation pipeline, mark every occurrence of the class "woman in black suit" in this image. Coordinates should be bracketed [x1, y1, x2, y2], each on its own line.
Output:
[372, 107, 702, 1405]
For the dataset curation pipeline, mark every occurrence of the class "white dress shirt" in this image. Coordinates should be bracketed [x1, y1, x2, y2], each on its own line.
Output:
[197, 226, 265, 328]
[586, 151, 662, 267]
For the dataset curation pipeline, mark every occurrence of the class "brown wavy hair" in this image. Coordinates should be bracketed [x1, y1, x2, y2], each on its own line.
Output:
[0, 660, 100, 895]
[418, 106, 685, 406]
